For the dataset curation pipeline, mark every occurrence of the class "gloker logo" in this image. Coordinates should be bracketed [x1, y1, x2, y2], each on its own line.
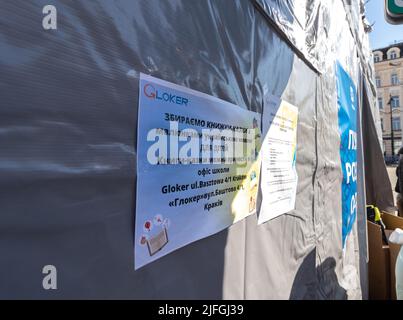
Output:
[144, 83, 189, 106]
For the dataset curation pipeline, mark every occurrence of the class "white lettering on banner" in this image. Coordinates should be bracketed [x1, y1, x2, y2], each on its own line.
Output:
[336, 61, 358, 248]
[345, 162, 357, 184]
[346, 129, 357, 185]
[348, 130, 357, 150]
[351, 193, 357, 216]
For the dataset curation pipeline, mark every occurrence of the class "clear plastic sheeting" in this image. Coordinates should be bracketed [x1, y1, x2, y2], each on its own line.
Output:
[254, 0, 385, 152]
[253, 0, 324, 72]
[0, 0, 390, 299]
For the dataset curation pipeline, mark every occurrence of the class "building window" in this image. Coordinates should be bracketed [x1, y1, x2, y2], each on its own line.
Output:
[392, 73, 399, 85]
[391, 95, 400, 109]
[393, 117, 401, 131]
[378, 97, 383, 109]
[374, 55, 380, 63]
[376, 76, 381, 88]
[381, 118, 384, 131]
[391, 50, 397, 59]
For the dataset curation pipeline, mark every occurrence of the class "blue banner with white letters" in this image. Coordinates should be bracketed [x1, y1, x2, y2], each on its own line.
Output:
[336, 61, 358, 249]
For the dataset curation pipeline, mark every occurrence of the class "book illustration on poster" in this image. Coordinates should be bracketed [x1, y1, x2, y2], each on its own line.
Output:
[139, 215, 170, 256]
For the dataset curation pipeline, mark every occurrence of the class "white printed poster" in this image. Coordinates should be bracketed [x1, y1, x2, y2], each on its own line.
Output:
[258, 94, 299, 224]
[135, 73, 262, 269]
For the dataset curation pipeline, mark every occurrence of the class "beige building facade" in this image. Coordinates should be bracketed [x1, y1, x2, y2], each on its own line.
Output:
[373, 43, 403, 156]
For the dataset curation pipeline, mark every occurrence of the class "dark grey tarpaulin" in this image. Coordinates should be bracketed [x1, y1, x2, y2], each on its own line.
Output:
[0, 0, 391, 299]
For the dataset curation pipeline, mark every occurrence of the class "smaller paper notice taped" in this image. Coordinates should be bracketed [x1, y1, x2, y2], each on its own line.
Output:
[258, 94, 298, 224]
